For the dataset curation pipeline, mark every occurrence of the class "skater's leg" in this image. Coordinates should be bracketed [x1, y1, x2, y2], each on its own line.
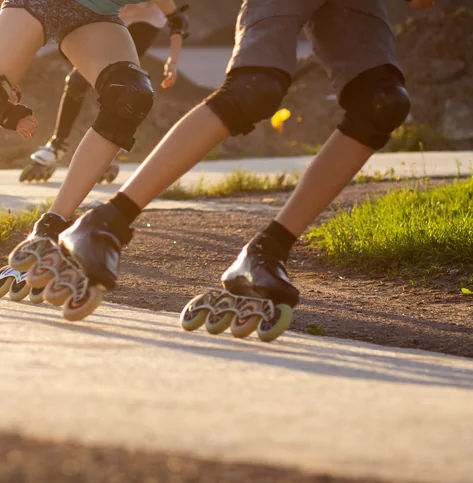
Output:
[0, 8, 43, 140]
[273, 2, 410, 239]
[49, 22, 152, 218]
[57, 3, 308, 293]
[120, 64, 291, 208]
[52, 68, 90, 145]
[110, 0, 309, 209]
[0, 8, 44, 84]
[120, 104, 229, 208]
[128, 22, 160, 59]
[275, 132, 373, 237]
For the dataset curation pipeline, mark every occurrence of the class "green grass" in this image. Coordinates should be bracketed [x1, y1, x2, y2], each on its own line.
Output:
[161, 170, 301, 200]
[386, 123, 444, 152]
[307, 178, 473, 274]
[0, 204, 48, 243]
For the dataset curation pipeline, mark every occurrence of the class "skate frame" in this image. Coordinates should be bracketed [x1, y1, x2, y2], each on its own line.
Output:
[189, 289, 276, 322]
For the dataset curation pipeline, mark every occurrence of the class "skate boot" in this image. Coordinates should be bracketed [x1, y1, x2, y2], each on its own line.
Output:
[19, 138, 68, 183]
[8, 213, 71, 305]
[180, 233, 299, 342]
[38, 202, 133, 321]
[97, 153, 121, 184]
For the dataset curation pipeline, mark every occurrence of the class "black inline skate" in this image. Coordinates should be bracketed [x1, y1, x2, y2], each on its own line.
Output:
[180, 233, 299, 342]
[23, 202, 134, 321]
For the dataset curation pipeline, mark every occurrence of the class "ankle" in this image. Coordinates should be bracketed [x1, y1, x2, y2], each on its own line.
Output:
[109, 192, 141, 225]
[262, 220, 297, 254]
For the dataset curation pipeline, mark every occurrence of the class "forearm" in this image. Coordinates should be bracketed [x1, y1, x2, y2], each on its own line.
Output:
[168, 34, 183, 64]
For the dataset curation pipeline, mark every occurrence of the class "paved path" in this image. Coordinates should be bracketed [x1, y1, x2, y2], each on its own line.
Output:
[1, 300, 472, 482]
[1, 151, 473, 212]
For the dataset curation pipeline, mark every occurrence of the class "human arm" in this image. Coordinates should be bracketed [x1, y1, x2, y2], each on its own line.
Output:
[0, 102, 38, 139]
[161, 33, 183, 88]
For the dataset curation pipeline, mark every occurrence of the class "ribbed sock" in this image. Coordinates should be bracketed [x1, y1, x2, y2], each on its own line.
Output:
[109, 192, 142, 225]
[262, 220, 297, 253]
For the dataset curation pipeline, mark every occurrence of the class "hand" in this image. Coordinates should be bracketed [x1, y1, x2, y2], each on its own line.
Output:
[16, 115, 38, 140]
[161, 60, 178, 89]
[408, 0, 435, 8]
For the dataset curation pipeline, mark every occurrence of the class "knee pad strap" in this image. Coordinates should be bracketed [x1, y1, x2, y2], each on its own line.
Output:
[93, 61, 155, 151]
[205, 67, 290, 136]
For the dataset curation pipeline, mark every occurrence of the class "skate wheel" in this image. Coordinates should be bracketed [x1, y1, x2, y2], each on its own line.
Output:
[27, 260, 55, 288]
[230, 314, 261, 339]
[62, 286, 103, 322]
[9, 279, 30, 302]
[105, 165, 119, 184]
[257, 304, 293, 342]
[181, 308, 209, 331]
[43, 167, 56, 182]
[205, 310, 233, 335]
[0, 270, 14, 298]
[29, 287, 45, 304]
[26, 247, 63, 288]
[19, 164, 35, 183]
[180, 295, 210, 331]
[44, 274, 77, 307]
[8, 240, 44, 272]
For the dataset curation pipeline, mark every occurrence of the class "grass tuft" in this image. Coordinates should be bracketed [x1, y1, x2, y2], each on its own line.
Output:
[161, 170, 300, 200]
[308, 178, 473, 273]
[0, 204, 48, 244]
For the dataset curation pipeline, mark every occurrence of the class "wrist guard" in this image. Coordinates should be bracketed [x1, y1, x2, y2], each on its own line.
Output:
[167, 5, 190, 39]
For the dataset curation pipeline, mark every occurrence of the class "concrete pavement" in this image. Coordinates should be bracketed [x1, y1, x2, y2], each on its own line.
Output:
[1, 299, 472, 482]
[1, 151, 473, 212]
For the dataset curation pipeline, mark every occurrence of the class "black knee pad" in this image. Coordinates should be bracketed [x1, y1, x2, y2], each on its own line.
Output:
[64, 69, 90, 102]
[205, 67, 290, 136]
[93, 61, 155, 151]
[338, 65, 411, 150]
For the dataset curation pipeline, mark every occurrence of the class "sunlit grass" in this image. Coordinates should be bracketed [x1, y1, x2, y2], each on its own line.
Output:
[161, 170, 301, 199]
[0, 203, 49, 243]
[308, 178, 473, 274]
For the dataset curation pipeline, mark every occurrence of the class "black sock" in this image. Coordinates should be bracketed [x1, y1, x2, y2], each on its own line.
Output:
[109, 192, 142, 225]
[262, 220, 297, 253]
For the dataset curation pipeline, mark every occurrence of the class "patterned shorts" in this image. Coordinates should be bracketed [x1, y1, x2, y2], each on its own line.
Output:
[2, 0, 124, 45]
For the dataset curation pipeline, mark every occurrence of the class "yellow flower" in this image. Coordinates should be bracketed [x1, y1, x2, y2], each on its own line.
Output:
[271, 108, 291, 133]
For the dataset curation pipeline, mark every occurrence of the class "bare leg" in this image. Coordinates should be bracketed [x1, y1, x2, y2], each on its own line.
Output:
[276, 130, 374, 237]
[0, 8, 44, 84]
[49, 23, 139, 218]
[121, 104, 229, 207]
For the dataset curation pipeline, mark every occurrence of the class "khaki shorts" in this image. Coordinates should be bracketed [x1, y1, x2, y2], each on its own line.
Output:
[228, 0, 402, 94]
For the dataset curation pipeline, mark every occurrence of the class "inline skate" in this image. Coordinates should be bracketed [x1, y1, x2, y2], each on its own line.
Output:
[13, 202, 133, 321]
[97, 150, 124, 184]
[180, 233, 299, 342]
[19, 138, 68, 183]
[0, 266, 45, 303]
[8, 212, 78, 310]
